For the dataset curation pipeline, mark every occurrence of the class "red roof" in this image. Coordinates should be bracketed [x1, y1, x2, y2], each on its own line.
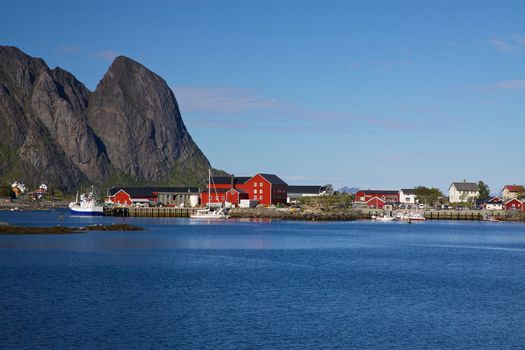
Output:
[366, 196, 385, 203]
[504, 185, 525, 192]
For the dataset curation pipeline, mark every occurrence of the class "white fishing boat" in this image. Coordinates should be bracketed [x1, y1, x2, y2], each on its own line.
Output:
[69, 186, 104, 216]
[372, 214, 397, 222]
[396, 211, 426, 222]
[191, 207, 230, 219]
[483, 214, 500, 222]
[190, 170, 230, 219]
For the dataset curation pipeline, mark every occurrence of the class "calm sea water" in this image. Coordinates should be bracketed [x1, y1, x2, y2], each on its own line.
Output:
[1, 210, 525, 349]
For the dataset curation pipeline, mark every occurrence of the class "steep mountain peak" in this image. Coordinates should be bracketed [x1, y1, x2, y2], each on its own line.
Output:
[0, 46, 212, 191]
[88, 53, 210, 184]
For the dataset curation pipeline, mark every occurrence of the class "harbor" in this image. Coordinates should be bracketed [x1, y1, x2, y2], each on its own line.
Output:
[104, 206, 198, 217]
[97, 205, 525, 221]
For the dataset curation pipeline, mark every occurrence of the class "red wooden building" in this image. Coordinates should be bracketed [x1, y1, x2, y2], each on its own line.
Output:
[366, 196, 386, 209]
[355, 190, 399, 204]
[504, 198, 523, 211]
[201, 188, 249, 206]
[202, 173, 288, 206]
[106, 187, 199, 206]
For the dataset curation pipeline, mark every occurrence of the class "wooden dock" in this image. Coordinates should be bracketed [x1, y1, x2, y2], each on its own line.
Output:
[104, 207, 198, 217]
[359, 209, 516, 221]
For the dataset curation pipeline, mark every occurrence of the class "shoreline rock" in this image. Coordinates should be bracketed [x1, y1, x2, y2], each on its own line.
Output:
[228, 208, 359, 221]
[0, 223, 145, 235]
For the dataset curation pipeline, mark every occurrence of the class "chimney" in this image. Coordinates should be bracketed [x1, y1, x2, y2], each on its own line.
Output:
[231, 174, 235, 189]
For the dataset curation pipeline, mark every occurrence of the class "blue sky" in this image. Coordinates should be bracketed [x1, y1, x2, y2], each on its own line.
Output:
[1, 0, 524, 193]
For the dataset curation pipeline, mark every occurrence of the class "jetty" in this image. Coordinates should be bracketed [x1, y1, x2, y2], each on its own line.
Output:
[359, 208, 518, 221]
[104, 206, 198, 217]
[101, 205, 524, 222]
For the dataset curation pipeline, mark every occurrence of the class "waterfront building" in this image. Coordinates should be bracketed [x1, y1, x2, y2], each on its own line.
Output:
[354, 190, 399, 204]
[203, 173, 288, 206]
[478, 197, 503, 210]
[287, 185, 328, 204]
[502, 185, 525, 201]
[448, 181, 479, 203]
[200, 188, 249, 207]
[366, 196, 386, 209]
[399, 189, 417, 204]
[106, 187, 200, 207]
[504, 198, 523, 211]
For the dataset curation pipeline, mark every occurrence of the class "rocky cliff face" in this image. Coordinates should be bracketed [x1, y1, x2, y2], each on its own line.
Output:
[87, 56, 210, 183]
[0, 46, 211, 192]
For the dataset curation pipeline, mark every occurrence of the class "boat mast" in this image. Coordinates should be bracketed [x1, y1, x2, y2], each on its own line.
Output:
[208, 169, 211, 207]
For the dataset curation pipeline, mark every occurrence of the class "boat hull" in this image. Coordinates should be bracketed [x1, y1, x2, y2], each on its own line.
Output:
[69, 203, 104, 216]
[190, 214, 230, 219]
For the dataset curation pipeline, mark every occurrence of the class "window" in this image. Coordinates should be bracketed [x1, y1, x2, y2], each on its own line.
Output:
[221, 196, 225, 201]
[259, 189, 263, 194]
[254, 189, 257, 194]
[254, 182, 258, 187]
[260, 195, 263, 200]
[254, 195, 258, 200]
[260, 182, 263, 187]
[215, 196, 218, 200]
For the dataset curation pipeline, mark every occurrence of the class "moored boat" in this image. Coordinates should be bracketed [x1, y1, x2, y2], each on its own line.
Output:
[373, 214, 397, 222]
[69, 187, 104, 216]
[190, 207, 230, 219]
[483, 214, 500, 222]
[190, 169, 229, 220]
[396, 211, 426, 221]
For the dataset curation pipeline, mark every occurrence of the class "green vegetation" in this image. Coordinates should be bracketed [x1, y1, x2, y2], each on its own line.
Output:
[478, 181, 490, 199]
[299, 194, 353, 210]
[415, 186, 444, 206]
[102, 168, 148, 189]
[0, 144, 25, 186]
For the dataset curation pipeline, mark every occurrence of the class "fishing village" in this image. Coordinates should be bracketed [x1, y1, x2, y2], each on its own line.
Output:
[3, 177, 525, 222]
[3, 3, 525, 349]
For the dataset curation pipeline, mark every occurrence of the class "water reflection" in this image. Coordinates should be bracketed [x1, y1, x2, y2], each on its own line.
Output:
[1, 210, 525, 252]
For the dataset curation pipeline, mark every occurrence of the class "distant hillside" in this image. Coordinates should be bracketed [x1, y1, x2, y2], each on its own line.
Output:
[0, 46, 215, 192]
[338, 186, 359, 194]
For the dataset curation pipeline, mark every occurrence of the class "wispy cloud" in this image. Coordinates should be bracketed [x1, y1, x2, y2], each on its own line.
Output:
[483, 79, 525, 90]
[189, 120, 249, 129]
[173, 86, 281, 114]
[487, 33, 525, 53]
[93, 50, 119, 61]
[57, 45, 81, 54]
[175, 85, 426, 132]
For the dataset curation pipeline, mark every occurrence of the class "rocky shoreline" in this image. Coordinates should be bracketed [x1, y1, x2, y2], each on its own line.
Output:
[0, 223, 145, 234]
[228, 207, 359, 221]
[0, 198, 69, 211]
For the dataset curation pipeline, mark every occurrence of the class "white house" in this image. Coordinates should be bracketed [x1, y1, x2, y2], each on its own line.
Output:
[502, 185, 525, 201]
[399, 189, 417, 204]
[287, 185, 328, 204]
[478, 197, 503, 210]
[449, 181, 479, 203]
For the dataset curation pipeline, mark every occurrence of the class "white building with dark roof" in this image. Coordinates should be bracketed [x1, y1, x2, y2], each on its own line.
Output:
[449, 181, 479, 203]
[287, 185, 328, 203]
[399, 189, 417, 204]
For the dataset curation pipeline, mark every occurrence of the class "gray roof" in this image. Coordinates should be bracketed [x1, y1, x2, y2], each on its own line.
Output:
[450, 182, 479, 191]
[212, 176, 251, 185]
[109, 187, 199, 197]
[400, 189, 416, 195]
[288, 185, 325, 195]
[259, 173, 288, 185]
[360, 190, 399, 195]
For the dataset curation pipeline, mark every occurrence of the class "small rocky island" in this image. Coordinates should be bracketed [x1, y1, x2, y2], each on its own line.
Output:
[0, 223, 145, 234]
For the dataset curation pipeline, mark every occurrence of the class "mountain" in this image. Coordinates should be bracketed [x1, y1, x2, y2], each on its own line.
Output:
[0, 46, 212, 192]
